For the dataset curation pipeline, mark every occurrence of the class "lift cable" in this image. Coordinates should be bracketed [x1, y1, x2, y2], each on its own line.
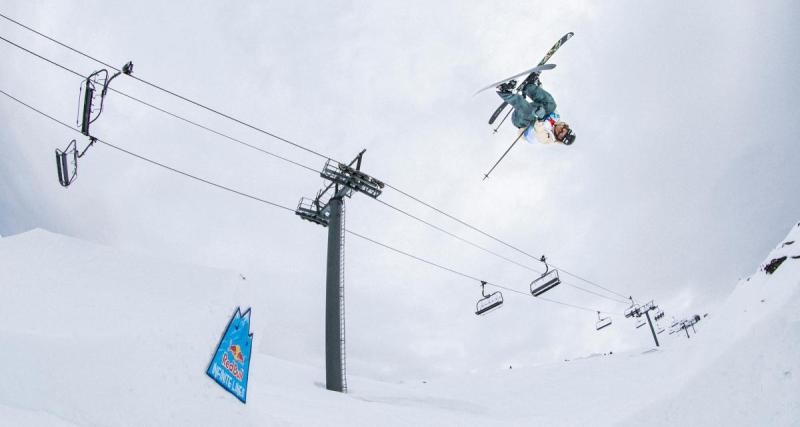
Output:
[374, 198, 630, 304]
[0, 11, 336, 163]
[0, 87, 621, 317]
[0, 35, 626, 305]
[0, 88, 296, 213]
[0, 19, 633, 302]
[0, 34, 319, 175]
[346, 230, 622, 315]
[381, 183, 632, 300]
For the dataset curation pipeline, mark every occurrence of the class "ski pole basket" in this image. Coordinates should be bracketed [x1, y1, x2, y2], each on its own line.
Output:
[475, 281, 503, 315]
[530, 255, 561, 297]
[595, 311, 612, 330]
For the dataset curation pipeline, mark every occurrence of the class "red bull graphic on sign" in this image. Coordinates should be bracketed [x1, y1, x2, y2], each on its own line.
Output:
[206, 307, 253, 403]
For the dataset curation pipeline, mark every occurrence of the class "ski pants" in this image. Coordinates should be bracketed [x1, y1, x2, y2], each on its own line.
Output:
[498, 92, 536, 129]
[497, 84, 556, 129]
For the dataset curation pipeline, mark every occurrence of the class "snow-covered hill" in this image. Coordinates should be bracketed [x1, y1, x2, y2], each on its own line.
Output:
[0, 225, 798, 426]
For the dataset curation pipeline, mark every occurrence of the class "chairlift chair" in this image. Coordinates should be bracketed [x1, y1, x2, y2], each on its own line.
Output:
[58, 62, 132, 188]
[654, 307, 665, 321]
[77, 62, 133, 136]
[530, 255, 561, 297]
[475, 281, 504, 315]
[595, 311, 612, 331]
[624, 297, 640, 318]
[669, 319, 682, 335]
[635, 317, 646, 329]
[55, 138, 96, 188]
[55, 140, 79, 187]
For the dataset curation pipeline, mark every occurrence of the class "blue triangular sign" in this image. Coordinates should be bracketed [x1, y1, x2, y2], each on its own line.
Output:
[206, 307, 253, 403]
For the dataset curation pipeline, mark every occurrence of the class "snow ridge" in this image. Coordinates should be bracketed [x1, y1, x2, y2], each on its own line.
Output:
[0, 225, 798, 426]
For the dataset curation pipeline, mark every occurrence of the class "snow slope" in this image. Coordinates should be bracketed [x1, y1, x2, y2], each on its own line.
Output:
[0, 226, 798, 426]
[622, 222, 800, 426]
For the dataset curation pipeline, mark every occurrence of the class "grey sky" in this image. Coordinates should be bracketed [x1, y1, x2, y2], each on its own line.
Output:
[1, 0, 798, 379]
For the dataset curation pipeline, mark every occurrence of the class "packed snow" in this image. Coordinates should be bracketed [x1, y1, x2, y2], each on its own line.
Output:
[0, 225, 798, 426]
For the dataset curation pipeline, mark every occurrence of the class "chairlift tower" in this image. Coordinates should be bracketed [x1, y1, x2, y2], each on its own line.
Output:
[295, 149, 384, 393]
[626, 297, 661, 347]
[669, 315, 701, 339]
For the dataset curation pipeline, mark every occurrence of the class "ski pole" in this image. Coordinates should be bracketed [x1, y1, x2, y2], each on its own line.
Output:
[482, 125, 530, 180]
[492, 109, 512, 133]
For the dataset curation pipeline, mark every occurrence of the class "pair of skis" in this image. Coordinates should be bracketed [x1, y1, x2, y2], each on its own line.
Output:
[482, 32, 574, 180]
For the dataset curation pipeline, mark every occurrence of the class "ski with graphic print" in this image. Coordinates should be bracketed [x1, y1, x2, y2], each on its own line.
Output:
[488, 32, 574, 126]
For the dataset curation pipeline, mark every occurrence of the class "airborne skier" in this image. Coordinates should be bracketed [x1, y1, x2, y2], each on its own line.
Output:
[481, 32, 576, 179]
[496, 79, 576, 146]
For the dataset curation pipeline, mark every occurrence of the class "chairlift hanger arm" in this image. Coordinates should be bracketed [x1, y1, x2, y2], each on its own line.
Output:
[475, 281, 504, 315]
[101, 61, 133, 97]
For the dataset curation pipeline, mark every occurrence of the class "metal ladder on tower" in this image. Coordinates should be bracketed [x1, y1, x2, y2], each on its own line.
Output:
[339, 201, 348, 393]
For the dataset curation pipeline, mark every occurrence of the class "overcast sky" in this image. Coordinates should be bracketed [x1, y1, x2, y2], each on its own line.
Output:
[1, 0, 799, 380]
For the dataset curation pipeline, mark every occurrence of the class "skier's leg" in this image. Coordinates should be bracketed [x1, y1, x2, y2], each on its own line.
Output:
[522, 85, 557, 117]
[497, 92, 534, 129]
[523, 84, 543, 100]
[497, 91, 528, 111]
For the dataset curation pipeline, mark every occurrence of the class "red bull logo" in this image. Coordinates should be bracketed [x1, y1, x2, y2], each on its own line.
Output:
[222, 351, 245, 381]
[229, 344, 246, 363]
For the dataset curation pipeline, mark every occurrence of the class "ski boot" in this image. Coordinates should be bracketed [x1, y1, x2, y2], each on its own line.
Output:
[518, 74, 541, 98]
[496, 79, 517, 94]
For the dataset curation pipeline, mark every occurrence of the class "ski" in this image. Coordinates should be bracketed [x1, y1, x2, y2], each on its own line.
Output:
[488, 32, 574, 126]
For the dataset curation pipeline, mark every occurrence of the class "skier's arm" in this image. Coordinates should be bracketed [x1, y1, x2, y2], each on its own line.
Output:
[533, 120, 558, 144]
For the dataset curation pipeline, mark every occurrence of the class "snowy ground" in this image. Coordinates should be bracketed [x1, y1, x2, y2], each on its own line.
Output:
[0, 225, 798, 426]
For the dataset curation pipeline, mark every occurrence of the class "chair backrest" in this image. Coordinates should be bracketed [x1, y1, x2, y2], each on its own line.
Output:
[596, 317, 612, 330]
[475, 292, 504, 315]
[530, 269, 560, 296]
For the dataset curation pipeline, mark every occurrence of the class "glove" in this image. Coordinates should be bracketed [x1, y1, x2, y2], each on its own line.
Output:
[533, 106, 546, 120]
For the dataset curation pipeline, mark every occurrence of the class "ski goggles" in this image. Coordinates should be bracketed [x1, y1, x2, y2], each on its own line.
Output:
[561, 128, 576, 145]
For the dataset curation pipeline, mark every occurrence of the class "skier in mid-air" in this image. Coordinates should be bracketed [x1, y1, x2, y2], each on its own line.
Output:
[496, 78, 576, 146]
